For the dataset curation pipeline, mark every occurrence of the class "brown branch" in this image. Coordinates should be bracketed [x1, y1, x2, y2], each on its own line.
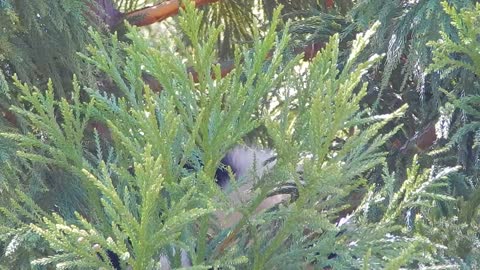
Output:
[85, 1, 326, 96]
[295, 42, 325, 61]
[325, 0, 335, 9]
[187, 42, 325, 83]
[90, 0, 325, 88]
[143, 41, 325, 93]
[124, 0, 220, 27]
[400, 121, 437, 154]
[187, 59, 235, 83]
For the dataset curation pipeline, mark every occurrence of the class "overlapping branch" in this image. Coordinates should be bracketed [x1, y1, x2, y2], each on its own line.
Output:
[91, 0, 326, 84]
[125, 0, 220, 26]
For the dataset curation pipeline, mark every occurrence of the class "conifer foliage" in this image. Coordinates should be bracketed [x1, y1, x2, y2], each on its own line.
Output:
[1, 0, 480, 269]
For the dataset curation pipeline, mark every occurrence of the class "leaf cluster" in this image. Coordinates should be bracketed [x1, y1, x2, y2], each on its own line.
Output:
[0, 1, 471, 270]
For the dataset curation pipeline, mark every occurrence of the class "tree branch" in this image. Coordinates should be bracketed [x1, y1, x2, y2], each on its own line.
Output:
[145, 41, 325, 93]
[124, 0, 220, 27]
[186, 41, 325, 84]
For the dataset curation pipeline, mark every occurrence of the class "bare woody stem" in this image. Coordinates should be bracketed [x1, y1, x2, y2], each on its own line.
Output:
[116, 0, 324, 83]
[188, 41, 325, 83]
[124, 0, 220, 27]
[147, 42, 325, 92]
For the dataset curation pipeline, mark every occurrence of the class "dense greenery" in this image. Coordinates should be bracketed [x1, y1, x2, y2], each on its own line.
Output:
[1, 0, 480, 269]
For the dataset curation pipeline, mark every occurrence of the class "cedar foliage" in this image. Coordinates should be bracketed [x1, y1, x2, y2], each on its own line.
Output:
[1, 0, 480, 269]
[0, 0, 95, 96]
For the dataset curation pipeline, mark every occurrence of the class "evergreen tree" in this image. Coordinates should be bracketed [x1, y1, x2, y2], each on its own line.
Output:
[1, 0, 480, 269]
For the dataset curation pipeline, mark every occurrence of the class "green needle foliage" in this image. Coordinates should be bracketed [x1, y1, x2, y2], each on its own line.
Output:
[0, 0, 96, 96]
[428, 2, 480, 78]
[1, 1, 477, 270]
[424, 3, 480, 266]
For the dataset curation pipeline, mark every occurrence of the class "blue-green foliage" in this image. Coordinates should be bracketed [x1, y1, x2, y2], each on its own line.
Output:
[425, 3, 480, 267]
[0, 0, 94, 96]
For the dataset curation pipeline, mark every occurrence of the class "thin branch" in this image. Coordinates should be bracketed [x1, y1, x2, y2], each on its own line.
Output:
[124, 0, 220, 27]
[147, 41, 325, 92]
[400, 122, 437, 154]
[188, 41, 325, 83]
